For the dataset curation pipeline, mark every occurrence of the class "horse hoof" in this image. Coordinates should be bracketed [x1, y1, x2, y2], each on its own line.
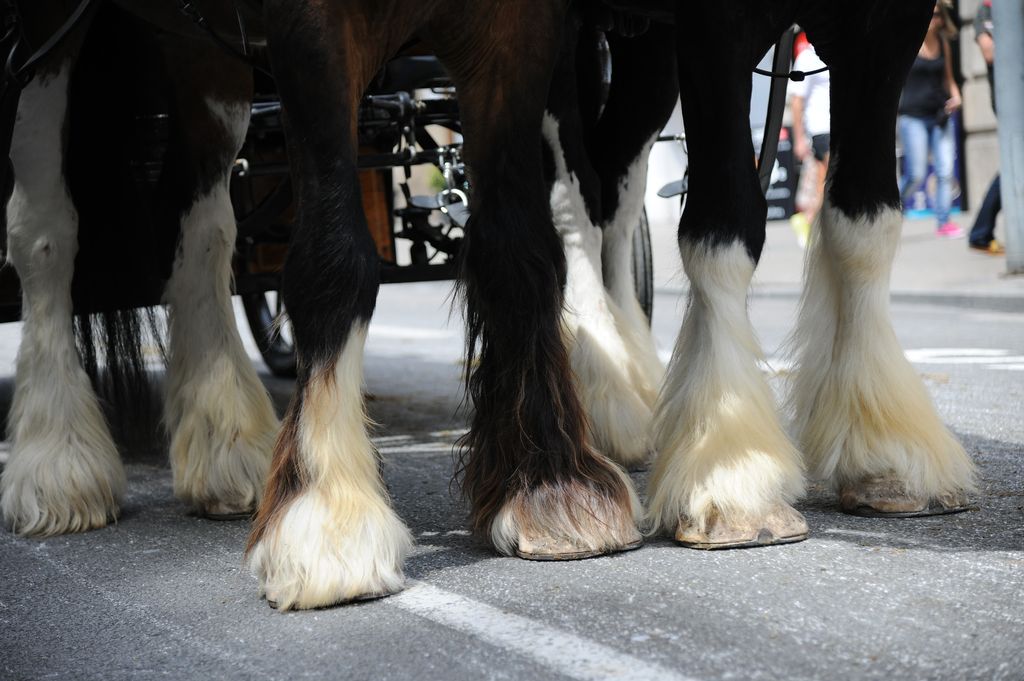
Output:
[839, 477, 974, 517]
[675, 505, 809, 550]
[196, 501, 255, 521]
[515, 530, 643, 561]
[266, 589, 388, 611]
[200, 509, 253, 521]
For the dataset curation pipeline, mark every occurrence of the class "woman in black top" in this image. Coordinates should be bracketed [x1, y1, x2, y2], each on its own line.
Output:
[898, 0, 963, 238]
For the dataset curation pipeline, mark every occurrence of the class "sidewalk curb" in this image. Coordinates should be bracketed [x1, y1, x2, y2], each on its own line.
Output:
[656, 286, 1024, 314]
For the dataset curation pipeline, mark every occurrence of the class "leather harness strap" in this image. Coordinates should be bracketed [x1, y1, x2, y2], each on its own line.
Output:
[177, 0, 273, 78]
[4, 0, 97, 89]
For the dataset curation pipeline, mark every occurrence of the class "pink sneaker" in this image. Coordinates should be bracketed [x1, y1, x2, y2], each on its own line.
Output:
[937, 222, 964, 238]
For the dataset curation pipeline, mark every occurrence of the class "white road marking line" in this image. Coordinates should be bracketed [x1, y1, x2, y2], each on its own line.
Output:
[377, 443, 454, 454]
[750, 349, 1024, 375]
[372, 434, 414, 444]
[907, 355, 1024, 365]
[993, 364, 1024, 371]
[906, 348, 1008, 358]
[392, 580, 697, 681]
[905, 348, 1024, 371]
[368, 324, 457, 340]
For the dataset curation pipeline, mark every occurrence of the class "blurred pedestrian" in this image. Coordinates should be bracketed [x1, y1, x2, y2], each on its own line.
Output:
[968, 0, 1004, 255]
[789, 36, 830, 248]
[898, 0, 963, 239]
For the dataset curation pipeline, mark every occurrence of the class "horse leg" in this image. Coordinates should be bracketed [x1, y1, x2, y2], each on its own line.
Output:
[790, 1, 976, 515]
[647, 5, 807, 548]
[1, 48, 126, 535]
[245, 1, 414, 609]
[541, 14, 655, 469]
[429, 2, 641, 558]
[158, 41, 278, 518]
[593, 24, 678, 400]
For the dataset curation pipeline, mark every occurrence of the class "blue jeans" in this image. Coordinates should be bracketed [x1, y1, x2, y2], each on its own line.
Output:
[899, 114, 955, 226]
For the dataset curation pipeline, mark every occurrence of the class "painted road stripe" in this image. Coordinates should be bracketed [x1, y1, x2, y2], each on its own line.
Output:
[392, 580, 696, 681]
[905, 348, 1024, 370]
[368, 324, 458, 340]
[377, 443, 454, 454]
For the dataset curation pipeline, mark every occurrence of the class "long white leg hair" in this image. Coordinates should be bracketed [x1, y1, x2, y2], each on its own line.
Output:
[545, 113, 656, 469]
[1, 60, 125, 536]
[788, 200, 976, 512]
[161, 89, 277, 518]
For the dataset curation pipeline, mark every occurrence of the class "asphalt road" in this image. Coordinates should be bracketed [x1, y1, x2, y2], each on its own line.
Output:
[1, 277, 1022, 681]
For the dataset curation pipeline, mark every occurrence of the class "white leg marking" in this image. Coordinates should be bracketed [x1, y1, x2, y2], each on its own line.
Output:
[601, 135, 664, 394]
[164, 99, 277, 516]
[248, 324, 413, 610]
[788, 200, 976, 497]
[393, 581, 696, 681]
[648, 241, 804, 534]
[1, 62, 125, 536]
[543, 114, 654, 467]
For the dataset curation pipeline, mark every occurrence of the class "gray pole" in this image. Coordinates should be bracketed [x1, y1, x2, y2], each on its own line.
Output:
[992, 0, 1024, 273]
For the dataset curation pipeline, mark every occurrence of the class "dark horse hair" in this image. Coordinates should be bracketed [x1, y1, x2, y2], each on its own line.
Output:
[65, 4, 178, 432]
[450, 11, 633, 537]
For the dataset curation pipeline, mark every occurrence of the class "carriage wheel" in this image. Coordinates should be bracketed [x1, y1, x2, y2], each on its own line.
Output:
[631, 208, 654, 325]
[242, 290, 297, 379]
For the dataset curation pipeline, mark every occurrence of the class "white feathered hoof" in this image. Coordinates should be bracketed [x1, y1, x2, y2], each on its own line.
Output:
[491, 468, 643, 561]
[1, 437, 125, 537]
[675, 504, 808, 550]
[171, 417, 276, 520]
[247, 490, 413, 610]
[839, 477, 974, 518]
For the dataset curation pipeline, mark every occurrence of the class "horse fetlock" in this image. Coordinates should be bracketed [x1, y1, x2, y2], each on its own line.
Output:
[247, 490, 413, 610]
[647, 413, 806, 541]
[169, 418, 275, 518]
[1, 431, 124, 536]
[166, 360, 278, 517]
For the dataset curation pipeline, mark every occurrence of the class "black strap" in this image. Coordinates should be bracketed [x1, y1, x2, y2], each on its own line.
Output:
[4, 0, 96, 89]
[178, 0, 273, 79]
[753, 65, 829, 82]
[758, 28, 796, 195]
